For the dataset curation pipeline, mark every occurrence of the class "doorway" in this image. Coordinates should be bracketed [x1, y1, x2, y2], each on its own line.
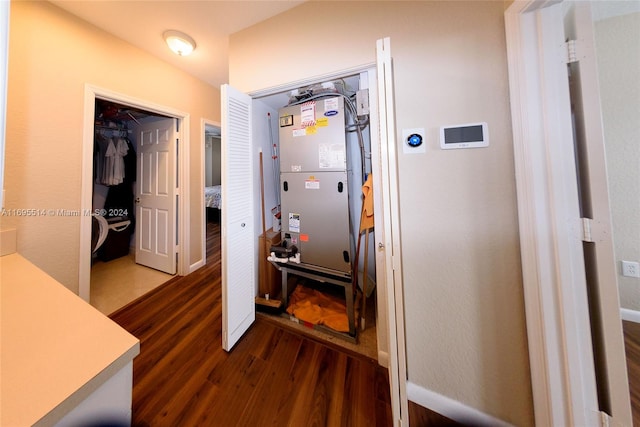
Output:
[221, 40, 405, 424]
[79, 85, 191, 309]
[222, 68, 384, 359]
[89, 98, 176, 315]
[203, 122, 222, 225]
[256, 73, 379, 359]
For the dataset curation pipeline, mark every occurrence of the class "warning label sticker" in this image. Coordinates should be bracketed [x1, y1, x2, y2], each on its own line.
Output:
[319, 143, 345, 169]
[289, 213, 300, 233]
[305, 179, 320, 190]
[300, 102, 316, 127]
[324, 98, 339, 112]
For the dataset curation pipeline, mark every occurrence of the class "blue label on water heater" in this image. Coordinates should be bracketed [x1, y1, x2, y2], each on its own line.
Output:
[324, 110, 338, 117]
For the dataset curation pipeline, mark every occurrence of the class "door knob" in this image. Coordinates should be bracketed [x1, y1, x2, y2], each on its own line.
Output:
[135, 197, 140, 203]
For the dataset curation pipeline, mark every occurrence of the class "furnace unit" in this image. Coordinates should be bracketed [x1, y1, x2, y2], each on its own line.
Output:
[278, 96, 352, 277]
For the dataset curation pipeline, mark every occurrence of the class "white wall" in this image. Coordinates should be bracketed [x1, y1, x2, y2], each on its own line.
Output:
[229, 2, 533, 425]
[595, 12, 640, 310]
[3, 1, 219, 293]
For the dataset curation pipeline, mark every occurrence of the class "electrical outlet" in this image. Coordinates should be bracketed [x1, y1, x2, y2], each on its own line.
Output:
[621, 261, 640, 278]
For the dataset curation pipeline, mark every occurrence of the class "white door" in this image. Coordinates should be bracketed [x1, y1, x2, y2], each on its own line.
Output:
[563, 2, 632, 424]
[221, 84, 255, 351]
[376, 37, 407, 426]
[134, 118, 177, 275]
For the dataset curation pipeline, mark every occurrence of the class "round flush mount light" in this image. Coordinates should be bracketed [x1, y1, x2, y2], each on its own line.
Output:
[163, 30, 196, 56]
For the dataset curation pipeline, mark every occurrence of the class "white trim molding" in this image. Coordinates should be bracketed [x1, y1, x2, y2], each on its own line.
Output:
[407, 382, 513, 427]
[621, 308, 640, 324]
[505, 1, 599, 426]
[506, 1, 633, 426]
[193, 118, 221, 274]
[376, 37, 408, 426]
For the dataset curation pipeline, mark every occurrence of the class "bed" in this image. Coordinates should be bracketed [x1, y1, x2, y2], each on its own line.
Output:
[205, 185, 222, 210]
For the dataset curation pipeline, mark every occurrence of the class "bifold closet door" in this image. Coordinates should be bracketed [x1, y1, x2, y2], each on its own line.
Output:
[221, 84, 255, 352]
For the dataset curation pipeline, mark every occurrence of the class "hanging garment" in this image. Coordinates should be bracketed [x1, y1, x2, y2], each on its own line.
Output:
[102, 138, 117, 185]
[100, 137, 129, 186]
[94, 134, 111, 185]
[360, 173, 374, 232]
[95, 132, 133, 186]
[112, 138, 129, 185]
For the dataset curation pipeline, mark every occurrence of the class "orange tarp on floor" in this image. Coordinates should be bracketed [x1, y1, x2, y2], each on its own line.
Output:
[286, 285, 349, 333]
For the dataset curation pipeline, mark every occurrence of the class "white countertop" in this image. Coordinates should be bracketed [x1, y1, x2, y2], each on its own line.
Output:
[0, 253, 140, 427]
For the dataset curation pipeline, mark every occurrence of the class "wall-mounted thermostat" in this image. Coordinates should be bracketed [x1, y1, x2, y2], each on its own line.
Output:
[440, 122, 488, 150]
[402, 128, 426, 154]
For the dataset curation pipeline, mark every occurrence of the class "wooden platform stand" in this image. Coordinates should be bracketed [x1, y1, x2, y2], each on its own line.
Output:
[270, 260, 357, 343]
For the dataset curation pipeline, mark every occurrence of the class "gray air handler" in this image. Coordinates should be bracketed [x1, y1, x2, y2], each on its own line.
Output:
[278, 96, 351, 277]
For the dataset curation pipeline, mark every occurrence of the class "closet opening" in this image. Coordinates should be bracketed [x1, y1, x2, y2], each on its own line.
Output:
[241, 69, 382, 360]
[88, 97, 178, 315]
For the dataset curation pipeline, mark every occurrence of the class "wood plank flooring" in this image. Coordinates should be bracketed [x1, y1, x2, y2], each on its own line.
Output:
[109, 221, 460, 426]
[624, 320, 640, 426]
[81, 184, 640, 424]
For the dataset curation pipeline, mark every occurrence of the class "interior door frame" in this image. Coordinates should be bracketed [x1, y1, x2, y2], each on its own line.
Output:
[198, 118, 221, 271]
[249, 64, 393, 356]
[505, 1, 631, 425]
[79, 84, 190, 302]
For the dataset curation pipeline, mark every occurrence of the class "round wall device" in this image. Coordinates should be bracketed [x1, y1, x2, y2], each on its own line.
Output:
[407, 133, 423, 147]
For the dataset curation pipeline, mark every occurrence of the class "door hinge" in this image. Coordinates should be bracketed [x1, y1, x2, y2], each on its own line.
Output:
[599, 411, 611, 427]
[392, 254, 401, 272]
[581, 217, 593, 242]
[564, 39, 579, 64]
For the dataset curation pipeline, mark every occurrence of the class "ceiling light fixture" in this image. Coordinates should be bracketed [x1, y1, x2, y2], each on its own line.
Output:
[163, 30, 196, 56]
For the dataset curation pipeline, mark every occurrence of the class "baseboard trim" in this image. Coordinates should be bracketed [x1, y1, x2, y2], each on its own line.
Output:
[189, 259, 205, 273]
[377, 350, 389, 368]
[406, 382, 513, 427]
[621, 308, 640, 323]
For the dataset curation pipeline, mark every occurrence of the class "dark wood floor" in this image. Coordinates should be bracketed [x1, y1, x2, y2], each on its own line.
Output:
[624, 320, 640, 426]
[111, 220, 640, 426]
[108, 221, 460, 426]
